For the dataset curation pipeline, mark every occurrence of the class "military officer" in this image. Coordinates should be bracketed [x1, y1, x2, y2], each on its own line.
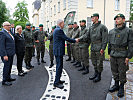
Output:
[108, 14, 133, 98]
[32, 26, 36, 56]
[22, 22, 35, 70]
[66, 23, 73, 61]
[34, 24, 48, 65]
[48, 26, 56, 68]
[78, 20, 90, 75]
[78, 13, 108, 81]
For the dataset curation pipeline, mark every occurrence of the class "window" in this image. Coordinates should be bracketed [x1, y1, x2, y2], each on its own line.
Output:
[87, 0, 93, 8]
[115, 0, 120, 10]
[54, 5, 56, 15]
[87, 17, 92, 28]
[63, 0, 66, 9]
[58, 2, 60, 13]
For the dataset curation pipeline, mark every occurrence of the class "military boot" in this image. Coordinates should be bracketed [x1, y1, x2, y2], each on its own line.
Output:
[41, 58, 46, 63]
[26, 63, 31, 70]
[29, 63, 34, 68]
[71, 58, 75, 63]
[109, 81, 119, 92]
[82, 66, 89, 75]
[78, 65, 85, 71]
[37, 59, 40, 65]
[66, 57, 71, 61]
[93, 72, 101, 83]
[89, 70, 98, 80]
[117, 83, 124, 98]
[49, 61, 54, 68]
[73, 61, 79, 66]
[75, 62, 82, 68]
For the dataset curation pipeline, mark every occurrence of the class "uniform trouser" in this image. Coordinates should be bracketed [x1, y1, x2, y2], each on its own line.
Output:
[67, 43, 71, 58]
[110, 57, 129, 83]
[74, 44, 80, 62]
[79, 47, 89, 67]
[1, 55, 14, 81]
[71, 44, 75, 59]
[16, 53, 24, 72]
[25, 47, 33, 65]
[36, 43, 45, 60]
[91, 51, 104, 73]
[54, 56, 63, 84]
[49, 44, 54, 61]
[32, 48, 35, 55]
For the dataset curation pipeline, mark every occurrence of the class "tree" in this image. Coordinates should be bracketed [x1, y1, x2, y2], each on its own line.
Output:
[13, 0, 29, 23]
[130, 0, 133, 20]
[0, 0, 9, 27]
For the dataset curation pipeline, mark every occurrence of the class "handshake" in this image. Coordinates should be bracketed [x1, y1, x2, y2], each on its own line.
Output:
[75, 38, 80, 43]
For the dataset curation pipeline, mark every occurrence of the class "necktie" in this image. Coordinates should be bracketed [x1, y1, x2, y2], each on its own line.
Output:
[8, 31, 14, 40]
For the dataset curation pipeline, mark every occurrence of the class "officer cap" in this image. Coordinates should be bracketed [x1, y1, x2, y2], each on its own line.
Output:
[91, 13, 99, 18]
[26, 22, 31, 26]
[74, 22, 77, 24]
[114, 13, 125, 20]
[39, 24, 43, 27]
[52, 26, 56, 29]
[68, 22, 73, 25]
[81, 20, 86, 23]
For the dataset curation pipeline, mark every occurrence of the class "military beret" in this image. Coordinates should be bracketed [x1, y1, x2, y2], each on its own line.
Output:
[26, 22, 31, 26]
[31, 26, 35, 28]
[68, 22, 73, 25]
[79, 20, 82, 23]
[81, 20, 86, 23]
[52, 26, 56, 29]
[39, 24, 43, 27]
[74, 22, 77, 24]
[114, 13, 125, 20]
[91, 13, 99, 18]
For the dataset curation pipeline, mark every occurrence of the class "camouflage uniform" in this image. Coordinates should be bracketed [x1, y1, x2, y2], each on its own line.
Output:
[32, 29, 36, 56]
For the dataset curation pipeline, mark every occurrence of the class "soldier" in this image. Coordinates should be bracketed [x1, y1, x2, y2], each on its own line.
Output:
[22, 22, 35, 70]
[66, 23, 73, 61]
[78, 13, 108, 81]
[108, 14, 133, 98]
[48, 26, 56, 68]
[32, 26, 36, 56]
[78, 20, 90, 75]
[34, 24, 48, 65]
[71, 22, 81, 67]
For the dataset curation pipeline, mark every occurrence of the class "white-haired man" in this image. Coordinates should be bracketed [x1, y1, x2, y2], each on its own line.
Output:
[0, 22, 16, 86]
[53, 19, 78, 89]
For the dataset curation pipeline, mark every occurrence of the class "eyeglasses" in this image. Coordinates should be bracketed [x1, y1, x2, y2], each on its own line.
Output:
[5, 25, 11, 26]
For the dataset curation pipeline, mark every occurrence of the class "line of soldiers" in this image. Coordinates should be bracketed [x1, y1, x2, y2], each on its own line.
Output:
[66, 13, 133, 98]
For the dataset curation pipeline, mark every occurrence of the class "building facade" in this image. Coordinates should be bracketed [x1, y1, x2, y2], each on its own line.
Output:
[32, 0, 130, 31]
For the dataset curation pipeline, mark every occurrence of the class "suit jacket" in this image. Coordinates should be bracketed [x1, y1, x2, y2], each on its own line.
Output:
[53, 26, 76, 56]
[0, 29, 15, 56]
[14, 33, 25, 55]
[10, 28, 15, 35]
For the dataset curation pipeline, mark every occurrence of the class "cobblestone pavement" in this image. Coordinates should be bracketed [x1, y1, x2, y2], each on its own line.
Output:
[106, 63, 133, 100]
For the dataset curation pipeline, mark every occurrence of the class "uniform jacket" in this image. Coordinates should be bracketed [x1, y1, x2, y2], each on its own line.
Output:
[0, 29, 15, 56]
[66, 28, 73, 44]
[53, 26, 76, 56]
[48, 32, 53, 45]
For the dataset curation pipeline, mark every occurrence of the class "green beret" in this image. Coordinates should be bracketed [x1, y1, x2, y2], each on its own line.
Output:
[26, 22, 31, 26]
[52, 26, 56, 29]
[114, 13, 125, 20]
[81, 20, 86, 23]
[91, 13, 99, 18]
[68, 22, 73, 25]
[31, 26, 35, 28]
[74, 22, 77, 24]
[79, 20, 82, 23]
[39, 24, 43, 27]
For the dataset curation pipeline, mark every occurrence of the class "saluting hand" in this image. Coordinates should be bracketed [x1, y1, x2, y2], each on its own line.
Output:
[4, 56, 8, 61]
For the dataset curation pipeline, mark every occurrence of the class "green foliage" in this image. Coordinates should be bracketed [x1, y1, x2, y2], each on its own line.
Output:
[0, 0, 9, 27]
[13, 0, 29, 23]
[14, 21, 26, 30]
[130, 0, 133, 21]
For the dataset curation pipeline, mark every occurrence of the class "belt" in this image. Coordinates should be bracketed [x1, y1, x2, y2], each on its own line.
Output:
[92, 40, 102, 44]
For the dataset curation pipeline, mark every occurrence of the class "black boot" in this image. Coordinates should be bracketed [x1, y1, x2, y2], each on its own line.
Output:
[41, 58, 46, 63]
[117, 83, 124, 98]
[49, 61, 54, 68]
[78, 65, 85, 71]
[26, 63, 31, 70]
[75, 62, 82, 68]
[109, 81, 119, 92]
[71, 58, 75, 63]
[66, 57, 71, 61]
[29, 63, 34, 68]
[89, 70, 98, 80]
[37, 59, 40, 65]
[82, 66, 89, 75]
[93, 72, 101, 83]
[73, 61, 79, 66]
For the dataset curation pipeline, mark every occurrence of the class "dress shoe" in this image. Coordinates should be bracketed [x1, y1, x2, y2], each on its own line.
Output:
[18, 72, 25, 76]
[89, 70, 98, 80]
[59, 80, 65, 84]
[41, 59, 46, 63]
[2, 81, 12, 86]
[66, 57, 71, 61]
[8, 78, 16, 82]
[26, 66, 31, 70]
[49, 63, 54, 68]
[53, 83, 64, 89]
[21, 70, 27, 74]
[29, 64, 34, 68]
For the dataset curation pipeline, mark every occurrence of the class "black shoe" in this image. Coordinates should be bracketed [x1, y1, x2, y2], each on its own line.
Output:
[53, 83, 64, 89]
[21, 70, 27, 74]
[2, 81, 12, 86]
[29, 64, 34, 68]
[18, 72, 25, 76]
[73, 62, 79, 66]
[66, 57, 71, 61]
[89, 70, 98, 80]
[41, 59, 46, 63]
[59, 80, 65, 84]
[93, 72, 101, 83]
[117, 83, 124, 98]
[8, 78, 16, 82]
[109, 81, 119, 92]
[82, 66, 89, 75]
[71, 60, 75, 63]
[78, 65, 85, 71]
[49, 63, 54, 68]
[26, 66, 31, 70]
[38, 61, 40, 65]
[75, 63, 82, 68]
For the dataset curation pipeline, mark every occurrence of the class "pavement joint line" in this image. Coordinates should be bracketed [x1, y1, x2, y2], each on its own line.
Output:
[40, 65, 70, 100]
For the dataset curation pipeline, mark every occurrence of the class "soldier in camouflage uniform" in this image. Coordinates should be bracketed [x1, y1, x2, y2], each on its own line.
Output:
[22, 22, 35, 70]
[108, 14, 133, 98]
[34, 24, 48, 65]
[66, 23, 73, 61]
[48, 26, 56, 68]
[71, 22, 81, 67]
[78, 20, 90, 75]
[79, 13, 108, 81]
[32, 26, 36, 57]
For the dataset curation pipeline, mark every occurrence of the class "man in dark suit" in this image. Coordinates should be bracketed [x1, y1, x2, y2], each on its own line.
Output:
[0, 22, 16, 86]
[53, 19, 78, 89]
[10, 24, 15, 35]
